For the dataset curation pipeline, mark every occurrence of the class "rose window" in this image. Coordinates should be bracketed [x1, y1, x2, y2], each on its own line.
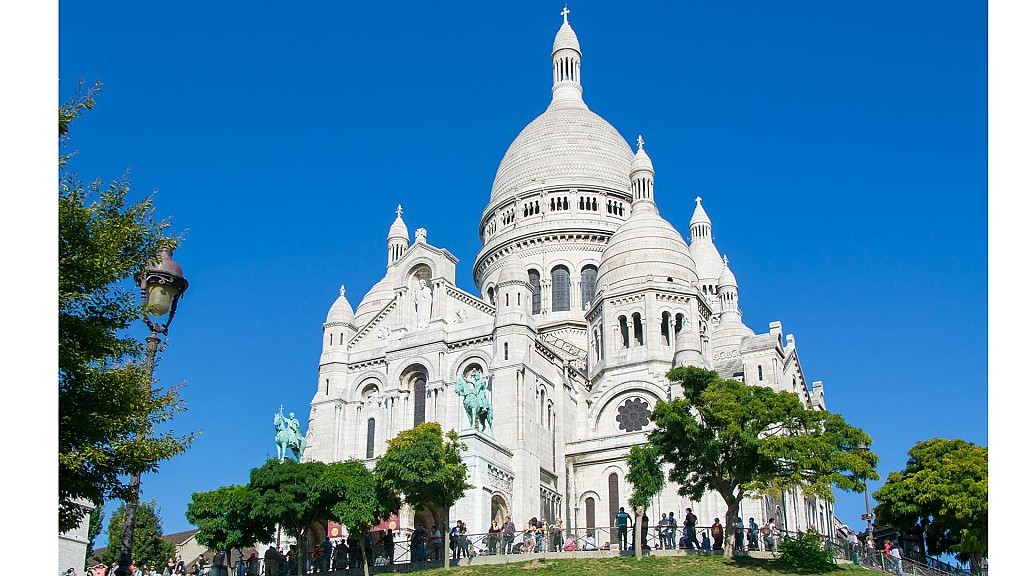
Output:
[616, 398, 651, 432]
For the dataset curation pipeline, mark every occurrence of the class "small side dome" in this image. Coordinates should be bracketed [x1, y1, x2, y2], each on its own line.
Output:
[326, 285, 355, 324]
[690, 196, 711, 227]
[718, 256, 737, 288]
[674, 325, 703, 366]
[353, 275, 395, 327]
[497, 250, 529, 285]
[388, 205, 409, 242]
[630, 136, 654, 174]
[552, 19, 580, 55]
[597, 204, 697, 290]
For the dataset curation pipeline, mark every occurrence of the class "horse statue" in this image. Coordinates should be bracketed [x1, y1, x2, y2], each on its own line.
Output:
[274, 406, 306, 461]
[454, 369, 493, 434]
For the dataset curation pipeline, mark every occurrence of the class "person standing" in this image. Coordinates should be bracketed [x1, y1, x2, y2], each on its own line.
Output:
[667, 512, 677, 549]
[683, 508, 698, 549]
[615, 507, 632, 550]
[501, 516, 516, 555]
[430, 525, 443, 561]
[534, 517, 546, 552]
[487, 520, 501, 555]
[748, 518, 760, 551]
[265, 548, 279, 576]
[711, 518, 724, 550]
[383, 528, 395, 565]
[640, 513, 650, 550]
[551, 518, 564, 552]
[887, 540, 904, 575]
[733, 518, 745, 550]
[657, 513, 669, 549]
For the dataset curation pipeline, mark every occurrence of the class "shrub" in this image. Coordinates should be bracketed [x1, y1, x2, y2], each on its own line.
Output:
[776, 532, 836, 572]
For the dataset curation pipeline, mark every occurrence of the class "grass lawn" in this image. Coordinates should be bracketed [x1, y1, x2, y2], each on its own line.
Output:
[409, 555, 875, 576]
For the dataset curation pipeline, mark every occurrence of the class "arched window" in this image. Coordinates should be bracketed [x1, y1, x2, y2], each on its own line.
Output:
[660, 312, 671, 346]
[487, 286, 495, 305]
[551, 266, 570, 312]
[414, 376, 426, 425]
[580, 265, 597, 307]
[529, 269, 541, 314]
[504, 342, 509, 360]
[632, 312, 644, 346]
[675, 313, 685, 335]
[758, 365, 763, 381]
[539, 388, 546, 422]
[608, 473, 620, 529]
[619, 316, 629, 348]
[585, 497, 596, 531]
[366, 418, 376, 458]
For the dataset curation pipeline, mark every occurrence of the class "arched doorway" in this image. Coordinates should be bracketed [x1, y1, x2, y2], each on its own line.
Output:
[491, 494, 509, 524]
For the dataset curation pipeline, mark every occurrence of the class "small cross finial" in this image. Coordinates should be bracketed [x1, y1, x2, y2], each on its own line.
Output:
[637, 134, 644, 150]
[723, 255, 729, 266]
[561, 5, 570, 24]
[696, 196, 702, 204]
[396, 204, 403, 218]
[339, 285, 346, 297]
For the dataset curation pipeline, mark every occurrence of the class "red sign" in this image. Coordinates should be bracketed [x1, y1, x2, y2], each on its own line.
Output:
[327, 522, 344, 538]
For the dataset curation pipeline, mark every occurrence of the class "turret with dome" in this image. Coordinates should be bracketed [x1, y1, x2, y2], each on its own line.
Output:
[305, 8, 834, 543]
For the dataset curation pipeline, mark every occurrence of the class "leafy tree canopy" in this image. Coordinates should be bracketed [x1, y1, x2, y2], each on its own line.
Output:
[185, 485, 272, 557]
[374, 423, 471, 569]
[873, 438, 987, 573]
[649, 366, 878, 557]
[320, 460, 400, 576]
[58, 80, 194, 532]
[374, 423, 472, 513]
[102, 500, 175, 569]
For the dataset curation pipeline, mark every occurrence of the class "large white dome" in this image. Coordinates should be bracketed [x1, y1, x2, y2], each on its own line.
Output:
[596, 204, 697, 290]
[489, 105, 634, 204]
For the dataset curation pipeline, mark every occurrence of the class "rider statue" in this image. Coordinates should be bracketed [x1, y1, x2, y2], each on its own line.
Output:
[454, 368, 493, 434]
[274, 405, 307, 462]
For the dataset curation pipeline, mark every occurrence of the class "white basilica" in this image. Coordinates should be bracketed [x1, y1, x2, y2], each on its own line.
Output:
[305, 10, 837, 540]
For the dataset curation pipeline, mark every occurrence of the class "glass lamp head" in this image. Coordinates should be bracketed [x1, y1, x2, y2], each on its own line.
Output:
[146, 283, 180, 317]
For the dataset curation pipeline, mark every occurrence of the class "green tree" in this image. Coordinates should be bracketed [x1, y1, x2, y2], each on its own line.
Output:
[649, 366, 878, 557]
[247, 459, 343, 575]
[321, 461, 400, 576]
[626, 444, 664, 561]
[103, 500, 175, 568]
[87, 503, 104, 557]
[58, 80, 194, 532]
[873, 438, 988, 574]
[374, 423, 472, 569]
[185, 485, 272, 568]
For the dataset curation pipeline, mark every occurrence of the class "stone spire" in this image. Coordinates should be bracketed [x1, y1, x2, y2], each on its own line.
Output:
[387, 205, 409, 266]
[551, 6, 584, 106]
[689, 196, 712, 241]
[630, 134, 655, 209]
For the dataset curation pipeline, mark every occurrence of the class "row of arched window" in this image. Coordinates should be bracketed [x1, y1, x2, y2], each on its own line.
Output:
[523, 200, 541, 217]
[550, 196, 571, 212]
[553, 55, 579, 84]
[578, 196, 600, 211]
[501, 207, 516, 226]
[524, 265, 598, 313]
[607, 200, 625, 216]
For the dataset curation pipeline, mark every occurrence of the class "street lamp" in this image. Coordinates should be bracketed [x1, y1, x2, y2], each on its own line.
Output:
[115, 249, 189, 576]
[858, 442, 874, 548]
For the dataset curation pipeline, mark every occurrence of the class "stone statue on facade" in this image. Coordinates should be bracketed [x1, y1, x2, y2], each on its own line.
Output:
[415, 279, 432, 328]
[274, 405, 306, 462]
[454, 368, 493, 433]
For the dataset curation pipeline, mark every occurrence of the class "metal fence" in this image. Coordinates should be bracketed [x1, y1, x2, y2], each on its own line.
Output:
[223, 527, 980, 576]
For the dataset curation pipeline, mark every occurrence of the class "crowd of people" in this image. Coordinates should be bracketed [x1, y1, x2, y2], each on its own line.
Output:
[78, 510, 845, 576]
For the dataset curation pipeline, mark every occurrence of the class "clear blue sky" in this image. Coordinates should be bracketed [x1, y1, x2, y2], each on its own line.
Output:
[57, 0, 987, 548]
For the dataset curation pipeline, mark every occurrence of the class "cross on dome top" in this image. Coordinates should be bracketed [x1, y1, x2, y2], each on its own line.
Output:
[723, 255, 729, 266]
[561, 5, 570, 24]
[339, 285, 346, 297]
[637, 134, 645, 150]
[396, 204, 403, 218]
[696, 196, 703, 204]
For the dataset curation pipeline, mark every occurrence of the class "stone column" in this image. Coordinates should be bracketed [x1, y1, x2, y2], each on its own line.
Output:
[432, 279, 447, 322]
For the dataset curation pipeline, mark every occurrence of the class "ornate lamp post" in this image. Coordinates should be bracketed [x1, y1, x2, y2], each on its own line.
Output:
[114, 249, 189, 576]
[858, 442, 874, 548]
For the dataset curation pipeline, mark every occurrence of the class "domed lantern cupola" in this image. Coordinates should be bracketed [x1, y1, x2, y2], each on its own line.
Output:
[387, 205, 409, 266]
[630, 135, 656, 206]
[551, 6, 585, 108]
